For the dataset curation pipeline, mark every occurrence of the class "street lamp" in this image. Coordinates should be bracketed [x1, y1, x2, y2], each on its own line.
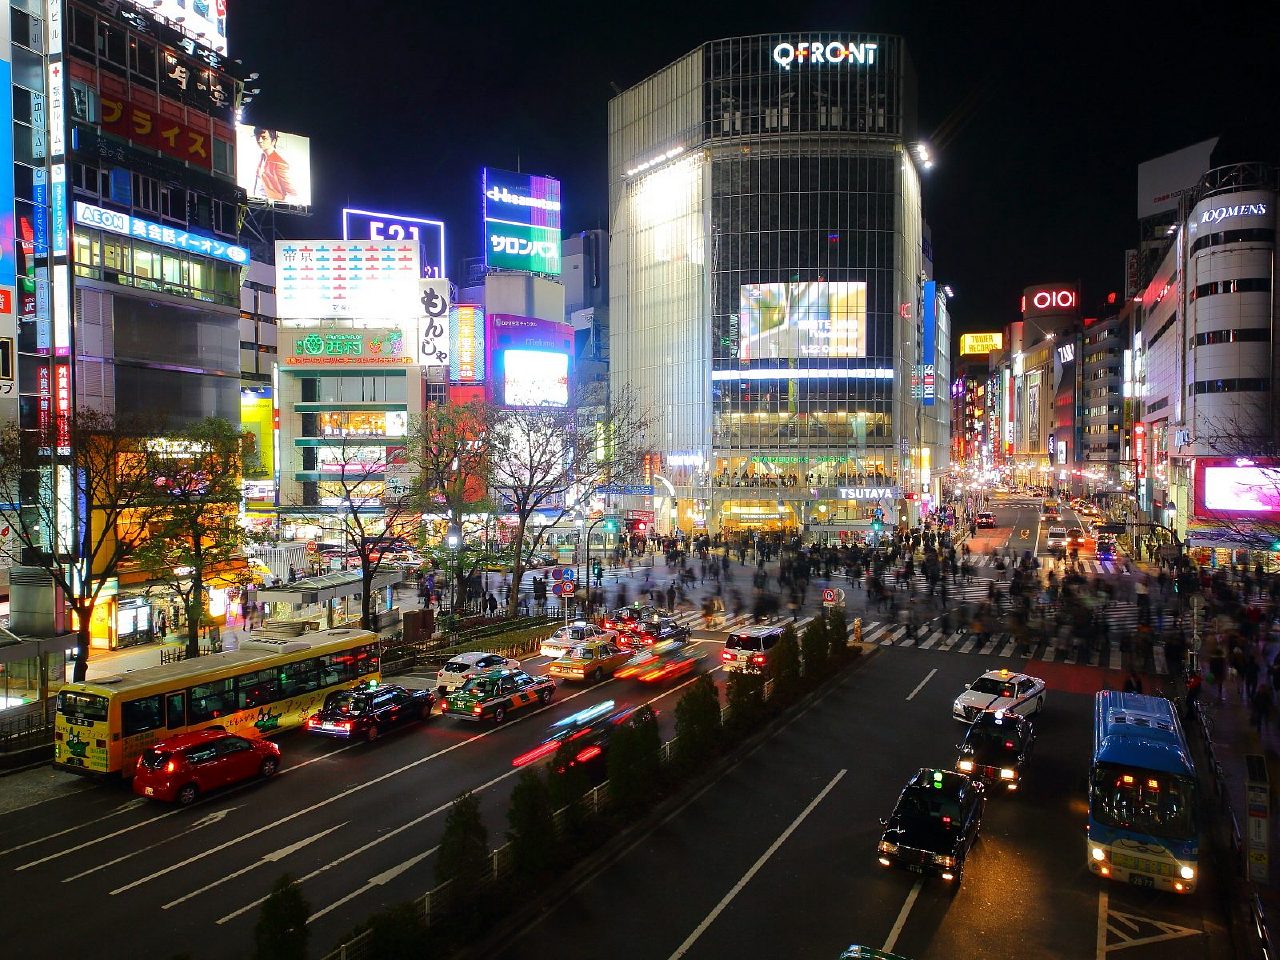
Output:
[446, 523, 461, 613]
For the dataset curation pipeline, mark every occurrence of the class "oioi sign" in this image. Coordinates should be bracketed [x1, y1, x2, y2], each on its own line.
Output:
[772, 40, 879, 70]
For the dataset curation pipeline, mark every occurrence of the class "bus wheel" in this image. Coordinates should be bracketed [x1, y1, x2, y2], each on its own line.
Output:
[177, 784, 199, 806]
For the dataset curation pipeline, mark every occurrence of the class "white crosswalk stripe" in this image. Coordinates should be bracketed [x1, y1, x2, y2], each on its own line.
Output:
[920, 630, 944, 650]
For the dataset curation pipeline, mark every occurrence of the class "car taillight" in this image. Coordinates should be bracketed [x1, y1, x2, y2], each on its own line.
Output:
[473, 706, 482, 714]
[750, 654, 766, 665]
[721, 651, 733, 661]
[340, 721, 352, 730]
[575, 745, 602, 763]
[165, 760, 177, 774]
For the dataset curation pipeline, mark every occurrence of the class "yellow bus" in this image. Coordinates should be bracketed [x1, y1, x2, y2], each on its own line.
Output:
[53, 628, 381, 777]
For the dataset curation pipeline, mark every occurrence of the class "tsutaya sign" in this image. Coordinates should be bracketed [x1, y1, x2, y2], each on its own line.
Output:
[838, 486, 898, 500]
[773, 40, 879, 69]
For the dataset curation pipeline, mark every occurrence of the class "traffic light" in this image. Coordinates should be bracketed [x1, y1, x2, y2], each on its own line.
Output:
[603, 517, 619, 534]
[1271, 539, 1280, 552]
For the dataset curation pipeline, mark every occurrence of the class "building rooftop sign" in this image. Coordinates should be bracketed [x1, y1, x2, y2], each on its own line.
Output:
[772, 41, 879, 69]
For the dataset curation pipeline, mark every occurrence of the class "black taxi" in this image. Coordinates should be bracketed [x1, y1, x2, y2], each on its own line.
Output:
[955, 709, 1034, 792]
[877, 768, 985, 888]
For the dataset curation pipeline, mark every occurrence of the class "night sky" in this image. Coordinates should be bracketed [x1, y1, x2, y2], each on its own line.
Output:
[230, 0, 1279, 341]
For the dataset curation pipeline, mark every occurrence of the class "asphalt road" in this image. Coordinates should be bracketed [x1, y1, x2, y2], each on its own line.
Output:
[492, 646, 1232, 960]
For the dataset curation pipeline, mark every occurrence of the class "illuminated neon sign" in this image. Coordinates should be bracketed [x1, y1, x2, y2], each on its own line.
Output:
[342, 208, 446, 279]
[773, 40, 878, 70]
[74, 201, 248, 265]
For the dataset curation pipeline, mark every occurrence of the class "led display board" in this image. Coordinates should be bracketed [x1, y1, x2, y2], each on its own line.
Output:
[274, 240, 419, 320]
[74, 201, 248, 265]
[959, 332, 1003, 355]
[450, 305, 485, 383]
[126, 1, 228, 54]
[738, 282, 867, 361]
[342, 208, 446, 279]
[283, 328, 412, 368]
[1194, 458, 1280, 520]
[486, 314, 573, 408]
[237, 125, 312, 206]
[483, 168, 561, 275]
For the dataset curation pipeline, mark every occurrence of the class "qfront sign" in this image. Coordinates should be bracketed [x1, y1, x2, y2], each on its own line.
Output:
[772, 40, 879, 69]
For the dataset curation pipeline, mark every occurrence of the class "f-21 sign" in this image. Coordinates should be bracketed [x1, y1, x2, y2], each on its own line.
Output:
[342, 208, 446, 279]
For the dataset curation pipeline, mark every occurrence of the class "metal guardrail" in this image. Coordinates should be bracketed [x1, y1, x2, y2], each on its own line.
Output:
[0, 698, 56, 753]
[158, 641, 224, 666]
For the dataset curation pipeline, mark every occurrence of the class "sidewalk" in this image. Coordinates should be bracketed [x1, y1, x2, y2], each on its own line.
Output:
[1194, 685, 1280, 954]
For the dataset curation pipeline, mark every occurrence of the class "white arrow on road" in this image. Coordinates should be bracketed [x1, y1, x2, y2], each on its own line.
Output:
[1, 798, 150, 858]
[309, 845, 440, 922]
[63, 807, 240, 882]
[158, 821, 346, 908]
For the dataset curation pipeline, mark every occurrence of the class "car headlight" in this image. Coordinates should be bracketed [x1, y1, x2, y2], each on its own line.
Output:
[934, 853, 956, 867]
[877, 841, 898, 855]
[1091, 846, 1106, 862]
[1179, 865, 1195, 880]
[958, 760, 975, 772]
[999, 768, 1016, 780]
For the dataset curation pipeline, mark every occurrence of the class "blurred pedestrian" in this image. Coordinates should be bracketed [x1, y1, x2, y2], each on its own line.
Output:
[1208, 645, 1227, 702]
[1122, 669, 1143, 695]
[1252, 681, 1274, 736]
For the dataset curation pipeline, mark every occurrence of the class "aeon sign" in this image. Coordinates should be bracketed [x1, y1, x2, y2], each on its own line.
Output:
[773, 40, 879, 70]
[1021, 284, 1078, 317]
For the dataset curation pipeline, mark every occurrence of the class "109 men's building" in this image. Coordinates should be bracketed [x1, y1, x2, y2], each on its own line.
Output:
[608, 33, 948, 539]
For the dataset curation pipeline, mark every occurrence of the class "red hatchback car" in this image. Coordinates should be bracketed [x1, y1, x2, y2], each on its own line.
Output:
[133, 729, 281, 806]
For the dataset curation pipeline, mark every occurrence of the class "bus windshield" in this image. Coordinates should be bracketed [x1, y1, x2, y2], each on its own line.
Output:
[1090, 764, 1195, 840]
[57, 690, 109, 722]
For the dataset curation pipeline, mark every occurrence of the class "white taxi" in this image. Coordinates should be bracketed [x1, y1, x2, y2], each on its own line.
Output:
[1046, 526, 1068, 549]
[538, 621, 618, 659]
[434, 651, 521, 695]
[953, 669, 1046, 722]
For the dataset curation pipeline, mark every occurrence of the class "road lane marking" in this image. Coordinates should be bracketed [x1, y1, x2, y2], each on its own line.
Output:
[106, 682, 607, 896]
[666, 769, 846, 960]
[206, 668, 726, 920]
[62, 806, 240, 881]
[1096, 889, 1107, 960]
[0, 799, 148, 858]
[883, 879, 923, 954]
[309, 846, 440, 922]
[906, 669, 937, 702]
[162, 823, 347, 909]
[920, 631, 943, 650]
[8, 741, 363, 865]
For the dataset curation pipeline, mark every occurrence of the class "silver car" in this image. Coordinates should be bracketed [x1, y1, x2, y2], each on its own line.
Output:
[435, 652, 521, 694]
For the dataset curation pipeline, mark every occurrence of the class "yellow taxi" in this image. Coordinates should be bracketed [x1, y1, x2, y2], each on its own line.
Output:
[547, 638, 632, 683]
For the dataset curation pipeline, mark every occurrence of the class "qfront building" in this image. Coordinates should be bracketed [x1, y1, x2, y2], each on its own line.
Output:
[608, 33, 948, 539]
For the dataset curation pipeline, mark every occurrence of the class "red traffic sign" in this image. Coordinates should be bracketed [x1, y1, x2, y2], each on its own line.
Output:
[560, 580, 576, 596]
[822, 588, 837, 604]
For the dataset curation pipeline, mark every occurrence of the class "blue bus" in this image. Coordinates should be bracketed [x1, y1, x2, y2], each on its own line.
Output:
[1088, 691, 1198, 893]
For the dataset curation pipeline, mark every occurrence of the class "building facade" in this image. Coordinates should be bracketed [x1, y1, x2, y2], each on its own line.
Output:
[608, 33, 947, 539]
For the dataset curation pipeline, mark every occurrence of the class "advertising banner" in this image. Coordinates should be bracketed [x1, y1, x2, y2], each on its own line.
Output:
[343, 208, 446, 279]
[237, 125, 312, 206]
[0, 59, 13, 286]
[274, 240, 419, 319]
[100, 95, 213, 170]
[417, 279, 451, 367]
[450, 305, 485, 383]
[959, 332, 1002, 356]
[738, 281, 867, 360]
[1194, 458, 1280, 520]
[283, 327, 413, 368]
[483, 168, 561, 275]
[922, 280, 937, 406]
[486, 314, 573, 408]
[75, 201, 248, 265]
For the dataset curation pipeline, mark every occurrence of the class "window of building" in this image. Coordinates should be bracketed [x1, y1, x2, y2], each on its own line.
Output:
[1189, 228, 1275, 257]
[1192, 328, 1270, 347]
[70, 79, 98, 123]
[132, 173, 159, 214]
[68, 7, 95, 53]
[1191, 277, 1270, 300]
[212, 137, 234, 176]
[96, 19, 127, 70]
[1191, 377, 1271, 395]
[10, 8, 44, 53]
[1, 336, 14, 383]
[129, 37, 157, 80]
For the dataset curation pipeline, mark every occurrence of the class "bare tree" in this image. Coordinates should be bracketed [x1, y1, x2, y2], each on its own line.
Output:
[283, 432, 422, 630]
[132, 418, 255, 659]
[1194, 406, 1280, 552]
[0, 410, 168, 681]
[489, 386, 651, 617]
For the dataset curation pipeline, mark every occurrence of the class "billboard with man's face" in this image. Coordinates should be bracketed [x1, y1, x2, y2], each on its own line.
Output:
[237, 125, 312, 206]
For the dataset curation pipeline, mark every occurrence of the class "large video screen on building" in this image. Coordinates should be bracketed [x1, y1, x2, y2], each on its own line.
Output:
[738, 282, 867, 361]
[483, 168, 561, 275]
[1195, 458, 1280, 519]
[502, 349, 569, 407]
[237, 125, 312, 206]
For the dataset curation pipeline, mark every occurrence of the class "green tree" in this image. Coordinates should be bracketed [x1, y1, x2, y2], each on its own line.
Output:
[132, 418, 254, 659]
[506, 769, 556, 884]
[435, 791, 490, 890]
[253, 873, 310, 960]
[725, 670, 766, 736]
[672, 673, 722, 774]
[773, 624, 802, 703]
[0, 410, 173, 681]
[827, 607, 849, 663]
[607, 710, 662, 813]
[801, 617, 830, 681]
[366, 902, 429, 957]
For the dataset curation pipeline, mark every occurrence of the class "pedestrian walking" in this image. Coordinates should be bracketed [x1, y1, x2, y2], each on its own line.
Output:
[1252, 681, 1274, 736]
[1122, 669, 1143, 694]
[1208, 645, 1227, 702]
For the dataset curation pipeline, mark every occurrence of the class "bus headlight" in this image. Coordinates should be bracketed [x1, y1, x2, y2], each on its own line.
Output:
[1091, 846, 1106, 862]
[958, 760, 974, 772]
[1179, 865, 1195, 880]
[999, 768, 1016, 780]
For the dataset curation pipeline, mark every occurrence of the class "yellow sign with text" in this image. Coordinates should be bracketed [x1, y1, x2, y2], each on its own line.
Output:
[960, 332, 1003, 355]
